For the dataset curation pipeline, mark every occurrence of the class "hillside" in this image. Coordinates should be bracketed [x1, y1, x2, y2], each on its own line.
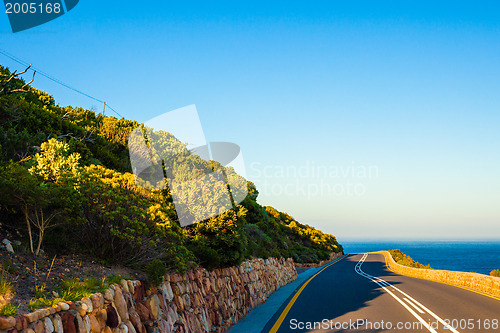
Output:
[0, 64, 342, 276]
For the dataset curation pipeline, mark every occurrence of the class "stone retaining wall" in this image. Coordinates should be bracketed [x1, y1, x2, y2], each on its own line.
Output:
[381, 251, 500, 298]
[294, 252, 343, 269]
[0, 257, 297, 333]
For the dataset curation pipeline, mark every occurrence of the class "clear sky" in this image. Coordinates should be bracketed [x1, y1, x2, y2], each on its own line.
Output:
[1, 1, 499, 240]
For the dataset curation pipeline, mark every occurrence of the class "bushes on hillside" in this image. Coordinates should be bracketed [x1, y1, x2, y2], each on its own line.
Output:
[188, 208, 248, 270]
[490, 269, 500, 277]
[0, 64, 343, 273]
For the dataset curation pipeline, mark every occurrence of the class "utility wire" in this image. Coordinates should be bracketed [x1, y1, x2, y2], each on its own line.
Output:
[0, 48, 123, 118]
[105, 104, 122, 118]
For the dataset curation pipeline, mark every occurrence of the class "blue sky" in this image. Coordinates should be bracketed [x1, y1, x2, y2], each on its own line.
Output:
[1, 1, 499, 240]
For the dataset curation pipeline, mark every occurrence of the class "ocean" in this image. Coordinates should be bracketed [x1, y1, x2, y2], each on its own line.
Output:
[341, 240, 500, 276]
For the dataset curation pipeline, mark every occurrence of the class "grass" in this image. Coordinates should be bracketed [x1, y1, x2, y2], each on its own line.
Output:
[28, 297, 54, 310]
[0, 303, 19, 316]
[57, 279, 94, 301]
[2, 272, 133, 312]
[56, 276, 115, 301]
[28, 276, 107, 309]
[35, 284, 47, 299]
[0, 276, 13, 295]
[27, 296, 66, 310]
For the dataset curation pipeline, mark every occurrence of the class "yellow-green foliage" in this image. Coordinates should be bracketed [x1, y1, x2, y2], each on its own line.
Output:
[0, 303, 19, 316]
[0, 276, 13, 295]
[27, 297, 61, 310]
[29, 138, 81, 183]
[389, 249, 431, 269]
[28, 275, 125, 310]
[490, 269, 500, 277]
[56, 278, 96, 301]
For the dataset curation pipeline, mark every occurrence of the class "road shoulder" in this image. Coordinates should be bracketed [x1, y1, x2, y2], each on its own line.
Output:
[228, 265, 325, 333]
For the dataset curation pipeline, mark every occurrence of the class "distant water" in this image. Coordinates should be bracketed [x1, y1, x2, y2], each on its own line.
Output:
[341, 240, 500, 276]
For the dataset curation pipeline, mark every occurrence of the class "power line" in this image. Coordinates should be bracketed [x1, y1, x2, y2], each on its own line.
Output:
[0, 48, 123, 118]
[105, 104, 123, 118]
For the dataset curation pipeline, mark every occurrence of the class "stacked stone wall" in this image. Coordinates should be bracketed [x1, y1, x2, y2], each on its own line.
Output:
[0, 257, 297, 333]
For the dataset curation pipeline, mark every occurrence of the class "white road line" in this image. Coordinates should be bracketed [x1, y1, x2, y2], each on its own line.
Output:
[392, 285, 460, 333]
[365, 269, 458, 332]
[404, 297, 425, 314]
[355, 253, 461, 333]
[382, 286, 436, 333]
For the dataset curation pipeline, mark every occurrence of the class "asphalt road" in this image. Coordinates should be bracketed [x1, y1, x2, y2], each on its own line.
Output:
[263, 253, 500, 333]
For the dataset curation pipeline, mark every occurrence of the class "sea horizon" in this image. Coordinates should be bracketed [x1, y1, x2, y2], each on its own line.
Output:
[339, 239, 500, 276]
[340, 237, 500, 242]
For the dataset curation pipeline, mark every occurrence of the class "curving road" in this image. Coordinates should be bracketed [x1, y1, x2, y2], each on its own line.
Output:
[263, 253, 500, 333]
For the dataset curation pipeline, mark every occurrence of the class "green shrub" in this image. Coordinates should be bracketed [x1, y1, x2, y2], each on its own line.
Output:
[244, 223, 275, 259]
[76, 165, 162, 264]
[188, 209, 248, 269]
[146, 260, 166, 286]
[190, 241, 222, 271]
[161, 245, 197, 274]
[106, 274, 132, 286]
[298, 252, 319, 264]
[490, 269, 500, 277]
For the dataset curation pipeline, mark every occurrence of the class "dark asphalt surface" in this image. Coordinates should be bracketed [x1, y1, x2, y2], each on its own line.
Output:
[263, 253, 500, 333]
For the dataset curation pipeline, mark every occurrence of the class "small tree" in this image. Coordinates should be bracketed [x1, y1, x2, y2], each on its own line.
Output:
[23, 180, 65, 255]
[0, 164, 67, 254]
[25, 139, 81, 254]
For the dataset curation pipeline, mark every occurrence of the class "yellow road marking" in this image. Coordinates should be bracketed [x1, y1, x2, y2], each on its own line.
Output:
[268, 254, 348, 333]
[378, 251, 500, 302]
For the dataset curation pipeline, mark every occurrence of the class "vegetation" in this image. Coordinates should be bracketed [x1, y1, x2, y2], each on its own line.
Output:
[1, 259, 17, 275]
[490, 269, 500, 277]
[146, 260, 166, 286]
[106, 274, 132, 285]
[56, 278, 100, 301]
[0, 64, 342, 277]
[27, 276, 123, 310]
[389, 249, 432, 269]
[0, 276, 13, 295]
[0, 303, 19, 316]
[27, 297, 62, 311]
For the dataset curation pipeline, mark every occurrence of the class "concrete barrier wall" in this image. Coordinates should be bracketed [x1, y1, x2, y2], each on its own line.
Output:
[380, 251, 500, 298]
[0, 257, 297, 333]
